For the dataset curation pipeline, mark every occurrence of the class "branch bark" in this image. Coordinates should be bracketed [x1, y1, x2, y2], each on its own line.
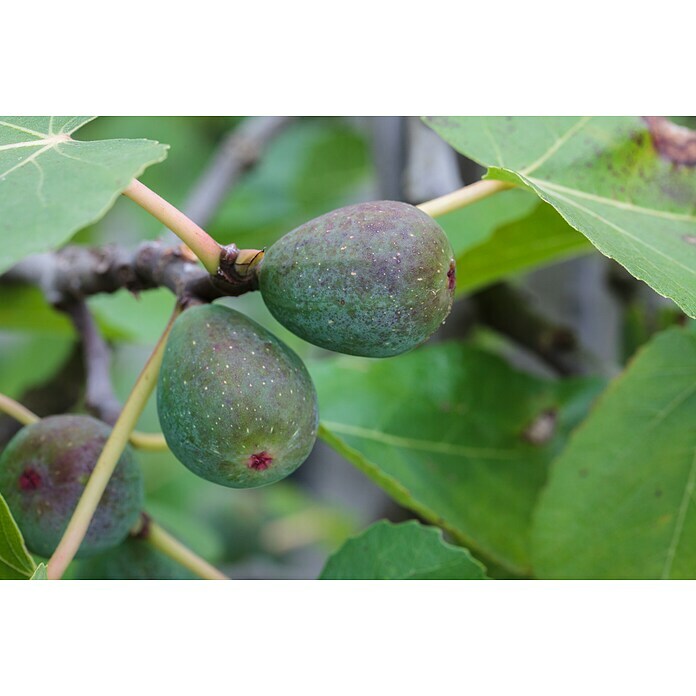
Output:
[58, 300, 122, 425]
[2, 241, 254, 306]
[179, 116, 294, 229]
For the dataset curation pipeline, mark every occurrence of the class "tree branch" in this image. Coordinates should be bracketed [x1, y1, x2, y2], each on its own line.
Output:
[2, 240, 254, 306]
[57, 300, 122, 425]
[180, 116, 294, 229]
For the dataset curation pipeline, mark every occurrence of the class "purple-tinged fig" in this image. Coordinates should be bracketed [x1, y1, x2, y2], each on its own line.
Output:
[0, 415, 143, 559]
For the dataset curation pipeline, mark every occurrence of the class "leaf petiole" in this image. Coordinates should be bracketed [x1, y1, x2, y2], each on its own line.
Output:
[417, 179, 512, 218]
[122, 179, 222, 274]
[141, 519, 229, 580]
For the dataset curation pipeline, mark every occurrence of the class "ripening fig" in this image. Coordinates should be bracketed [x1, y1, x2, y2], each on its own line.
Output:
[157, 304, 319, 489]
[257, 200, 456, 357]
[0, 415, 143, 559]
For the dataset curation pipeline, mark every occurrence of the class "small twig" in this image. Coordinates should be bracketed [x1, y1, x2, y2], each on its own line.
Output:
[47, 305, 181, 580]
[58, 300, 121, 425]
[181, 116, 294, 229]
[2, 241, 251, 306]
[369, 116, 407, 200]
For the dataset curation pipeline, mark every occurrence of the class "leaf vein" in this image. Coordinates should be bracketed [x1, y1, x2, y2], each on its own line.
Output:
[0, 120, 47, 139]
[530, 178, 696, 222]
[482, 118, 505, 167]
[533, 186, 696, 282]
[662, 447, 696, 579]
[521, 116, 593, 176]
[321, 420, 518, 459]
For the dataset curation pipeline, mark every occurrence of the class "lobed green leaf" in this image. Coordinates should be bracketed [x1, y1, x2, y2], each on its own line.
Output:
[0, 116, 168, 274]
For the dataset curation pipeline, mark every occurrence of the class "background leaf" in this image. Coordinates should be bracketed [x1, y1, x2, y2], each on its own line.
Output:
[0, 116, 168, 273]
[320, 520, 488, 579]
[0, 332, 74, 399]
[532, 327, 696, 579]
[311, 343, 603, 574]
[0, 493, 36, 579]
[424, 116, 696, 317]
[454, 201, 592, 295]
[209, 118, 373, 249]
[439, 187, 538, 259]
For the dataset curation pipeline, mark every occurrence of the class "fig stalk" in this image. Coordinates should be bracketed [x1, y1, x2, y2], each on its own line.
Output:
[145, 520, 229, 580]
[123, 179, 222, 274]
[0, 393, 39, 426]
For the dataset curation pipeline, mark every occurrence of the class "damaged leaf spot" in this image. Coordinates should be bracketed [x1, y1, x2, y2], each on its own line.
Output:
[643, 116, 696, 166]
[522, 409, 557, 445]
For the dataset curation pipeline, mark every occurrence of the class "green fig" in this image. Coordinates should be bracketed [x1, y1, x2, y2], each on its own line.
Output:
[157, 304, 318, 489]
[0, 415, 143, 559]
[75, 537, 196, 580]
[257, 200, 456, 357]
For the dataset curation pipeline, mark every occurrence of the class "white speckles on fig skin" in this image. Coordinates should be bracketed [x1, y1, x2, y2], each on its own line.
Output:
[157, 304, 318, 489]
[258, 201, 456, 357]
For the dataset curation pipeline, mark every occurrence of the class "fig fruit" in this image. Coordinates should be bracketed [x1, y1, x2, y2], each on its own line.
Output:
[0, 415, 143, 559]
[157, 304, 318, 489]
[257, 200, 456, 357]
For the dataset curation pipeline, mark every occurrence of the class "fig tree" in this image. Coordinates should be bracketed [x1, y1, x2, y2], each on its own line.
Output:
[157, 304, 318, 489]
[0, 415, 143, 559]
[257, 200, 456, 357]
